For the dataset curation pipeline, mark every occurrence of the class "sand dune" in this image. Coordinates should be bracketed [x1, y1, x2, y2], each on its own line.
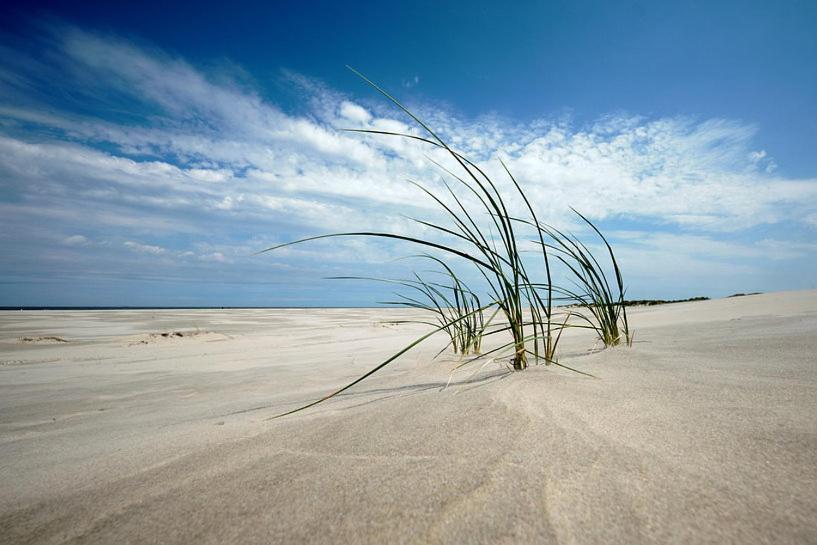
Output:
[1, 291, 816, 544]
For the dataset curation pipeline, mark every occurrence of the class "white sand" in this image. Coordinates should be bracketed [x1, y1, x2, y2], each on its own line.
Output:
[1, 291, 816, 544]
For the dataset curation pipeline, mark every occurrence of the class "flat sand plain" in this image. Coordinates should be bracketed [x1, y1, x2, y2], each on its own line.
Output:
[1, 291, 816, 544]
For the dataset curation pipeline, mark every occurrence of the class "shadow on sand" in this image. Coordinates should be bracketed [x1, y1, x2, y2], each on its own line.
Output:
[227, 367, 513, 419]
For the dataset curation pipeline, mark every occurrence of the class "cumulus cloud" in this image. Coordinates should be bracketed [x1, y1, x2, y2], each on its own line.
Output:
[0, 23, 816, 303]
[339, 101, 372, 123]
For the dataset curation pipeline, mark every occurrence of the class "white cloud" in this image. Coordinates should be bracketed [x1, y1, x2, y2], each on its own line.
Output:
[1, 24, 816, 301]
[613, 231, 817, 262]
[3, 27, 814, 236]
[124, 241, 166, 255]
[339, 101, 372, 124]
[200, 251, 226, 263]
[63, 234, 88, 246]
[186, 168, 232, 183]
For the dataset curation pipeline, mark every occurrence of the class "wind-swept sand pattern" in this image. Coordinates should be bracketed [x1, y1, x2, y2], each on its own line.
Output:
[1, 291, 816, 544]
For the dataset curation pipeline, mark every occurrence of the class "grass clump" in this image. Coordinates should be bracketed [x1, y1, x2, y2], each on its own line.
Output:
[334, 256, 493, 356]
[532, 210, 632, 348]
[260, 68, 633, 417]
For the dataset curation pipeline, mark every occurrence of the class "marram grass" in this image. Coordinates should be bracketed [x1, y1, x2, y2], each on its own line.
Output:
[374, 255, 492, 356]
[260, 68, 632, 418]
[331, 256, 493, 356]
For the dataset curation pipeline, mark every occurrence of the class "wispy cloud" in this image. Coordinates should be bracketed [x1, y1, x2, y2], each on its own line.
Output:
[62, 234, 88, 246]
[0, 23, 815, 304]
[124, 241, 166, 255]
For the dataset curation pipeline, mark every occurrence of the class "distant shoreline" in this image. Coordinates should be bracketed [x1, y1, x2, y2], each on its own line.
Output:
[1, 295, 763, 312]
[0, 306, 392, 311]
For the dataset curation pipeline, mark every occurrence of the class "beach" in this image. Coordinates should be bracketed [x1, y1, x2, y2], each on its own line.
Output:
[1, 290, 816, 544]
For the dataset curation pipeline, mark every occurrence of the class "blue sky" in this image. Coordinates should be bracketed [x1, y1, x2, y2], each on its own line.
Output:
[1, 1, 816, 306]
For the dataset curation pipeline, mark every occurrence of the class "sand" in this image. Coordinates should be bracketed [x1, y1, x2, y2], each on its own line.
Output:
[1, 291, 816, 544]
